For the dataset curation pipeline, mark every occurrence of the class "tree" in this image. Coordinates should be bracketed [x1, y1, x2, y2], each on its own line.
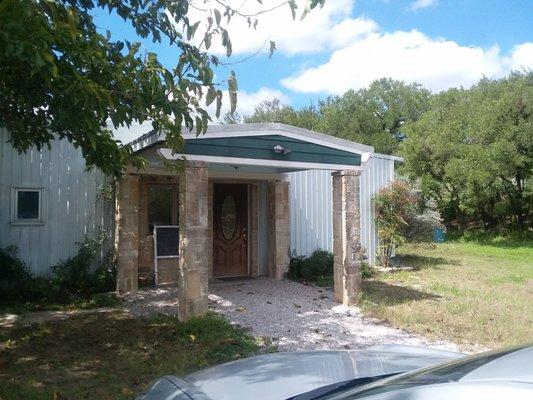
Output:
[372, 181, 417, 268]
[244, 99, 319, 129]
[373, 180, 442, 268]
[221, 111, 244, 125]
[316, 79, 431, 154]
[0, 0, 325, 176]
[400, 72, 533, 230]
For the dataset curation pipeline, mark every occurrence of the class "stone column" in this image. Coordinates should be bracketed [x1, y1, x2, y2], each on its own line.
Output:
[332, 170, 362, 305]
[115, 174, 139, 294]
[178, 161, 209, 320]
[267, 180, 290, 279]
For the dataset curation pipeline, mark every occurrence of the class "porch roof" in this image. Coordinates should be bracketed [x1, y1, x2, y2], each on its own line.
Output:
[128, 123, 374, 172]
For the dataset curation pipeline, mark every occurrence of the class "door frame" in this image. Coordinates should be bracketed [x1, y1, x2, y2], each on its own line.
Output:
[212, 181, 251, 278]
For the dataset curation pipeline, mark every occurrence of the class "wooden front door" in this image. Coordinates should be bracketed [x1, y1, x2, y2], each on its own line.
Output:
[213, 184, 248, 277]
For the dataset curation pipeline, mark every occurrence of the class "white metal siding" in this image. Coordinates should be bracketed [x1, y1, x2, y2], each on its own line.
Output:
[0, 130, 114, 276]
[1, 125, 396, 274]
[288, 169, 333, 257]
[288, 155, 396, 264]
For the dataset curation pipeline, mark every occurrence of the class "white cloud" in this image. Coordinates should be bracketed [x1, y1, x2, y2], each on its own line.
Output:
[409, 0, 437, 11]
[186, 0, 377, 55]
[232, 87, 291, 116]
[507, 43, 533, 71]
[281, 25, 533, 94]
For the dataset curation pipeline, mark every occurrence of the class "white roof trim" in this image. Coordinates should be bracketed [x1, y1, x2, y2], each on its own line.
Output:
[158, 149, 364, 171]
[197, 123, 374, 153]
[127, 122, 374, 163]
[372, 153, 404, 162]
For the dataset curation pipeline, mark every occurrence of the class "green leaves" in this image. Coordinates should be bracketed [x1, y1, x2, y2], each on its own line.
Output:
[204, 32, 212, 49]
[214, 8, 222, 26]
[372, 181, 421, 268]
[187, 20, 201, 41]
[288, 0, 298, 20]
[269, 40, 276, 58]
[221, 28, 232, 57]
[228, 71, 238, 114]
[301, 0, 326, 20]
[400, 72, 533, 230]
[0, 0, 325, 178]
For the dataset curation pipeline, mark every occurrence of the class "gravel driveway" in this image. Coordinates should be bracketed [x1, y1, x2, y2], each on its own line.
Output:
[120, 277, 459, 352]
[209, 277, 459, 352]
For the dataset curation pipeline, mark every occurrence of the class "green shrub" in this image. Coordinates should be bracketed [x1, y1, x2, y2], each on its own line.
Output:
[287, 249, 334, 283]
[302, 250, 334, 280]
[288, 249, 376, 284]
[373, 180, 443, 268]
[92, 252, 117, 293]
[51, 231, 110, 298]
[0, 246, 34, 302]
[286, 253, 307, 280]
[0, 230, 115, 307]
[361, 262, 376, 279]
[0, 247, 60, 303]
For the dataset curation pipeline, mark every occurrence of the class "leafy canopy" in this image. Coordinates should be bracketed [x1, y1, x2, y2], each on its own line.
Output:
[0, 0, 325, 176]
[400, 72, 533, 230]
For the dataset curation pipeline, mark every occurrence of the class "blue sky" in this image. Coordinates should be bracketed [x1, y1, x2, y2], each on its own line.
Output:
[94, 0, 533, 116]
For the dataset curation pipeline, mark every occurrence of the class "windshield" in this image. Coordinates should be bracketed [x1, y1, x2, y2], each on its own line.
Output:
[315, 346, 523, 400]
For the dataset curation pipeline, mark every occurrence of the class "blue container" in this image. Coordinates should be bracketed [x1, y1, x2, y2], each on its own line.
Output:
[433, 227, 447, 243]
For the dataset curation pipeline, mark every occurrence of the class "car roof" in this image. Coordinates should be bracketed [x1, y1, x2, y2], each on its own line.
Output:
[461, 346, 533, 384]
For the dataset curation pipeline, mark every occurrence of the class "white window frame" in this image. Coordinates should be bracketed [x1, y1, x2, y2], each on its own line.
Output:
[11, 187, 45, 225]
[153, 225, 180, 285]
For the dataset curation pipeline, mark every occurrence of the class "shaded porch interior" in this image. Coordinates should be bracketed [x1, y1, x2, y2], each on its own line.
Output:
[135, 171, 286, 286]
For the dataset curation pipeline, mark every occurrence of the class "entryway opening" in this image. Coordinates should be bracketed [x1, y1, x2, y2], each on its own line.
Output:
[213, 183, 249, 278]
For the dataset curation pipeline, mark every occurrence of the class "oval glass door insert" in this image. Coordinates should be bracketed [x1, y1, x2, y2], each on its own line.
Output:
[221, 196, 237, 241]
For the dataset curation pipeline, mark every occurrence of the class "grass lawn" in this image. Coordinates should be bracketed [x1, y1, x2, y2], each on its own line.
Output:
[0, 312, 265, 400]
[359, 234, 533, 350]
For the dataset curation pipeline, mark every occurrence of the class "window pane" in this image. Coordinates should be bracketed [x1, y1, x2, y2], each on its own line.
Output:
[148, 186, 173, 233]
[17, 190, 39, 219]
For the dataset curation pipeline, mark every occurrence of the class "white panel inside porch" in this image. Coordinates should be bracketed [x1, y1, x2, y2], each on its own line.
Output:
[288, 155, 396, 265]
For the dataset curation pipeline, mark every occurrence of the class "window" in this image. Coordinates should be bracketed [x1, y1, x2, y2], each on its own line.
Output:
[12, 187, 44, 224]
[148, 184, 178, 234]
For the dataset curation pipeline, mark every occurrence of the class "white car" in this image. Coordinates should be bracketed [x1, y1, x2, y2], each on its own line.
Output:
[136, 344, 532, 400]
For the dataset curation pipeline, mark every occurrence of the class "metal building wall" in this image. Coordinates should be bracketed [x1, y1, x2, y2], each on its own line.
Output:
[288, 169, 333, 257]
[288, 155, 396, 264]
[0, 130, 114, 276]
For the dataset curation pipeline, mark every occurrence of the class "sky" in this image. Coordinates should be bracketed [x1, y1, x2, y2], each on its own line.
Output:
[94, 0, 533, 119]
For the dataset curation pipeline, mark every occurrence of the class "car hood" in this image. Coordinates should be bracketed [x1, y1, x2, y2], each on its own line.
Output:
[137, 345, 463, 400]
